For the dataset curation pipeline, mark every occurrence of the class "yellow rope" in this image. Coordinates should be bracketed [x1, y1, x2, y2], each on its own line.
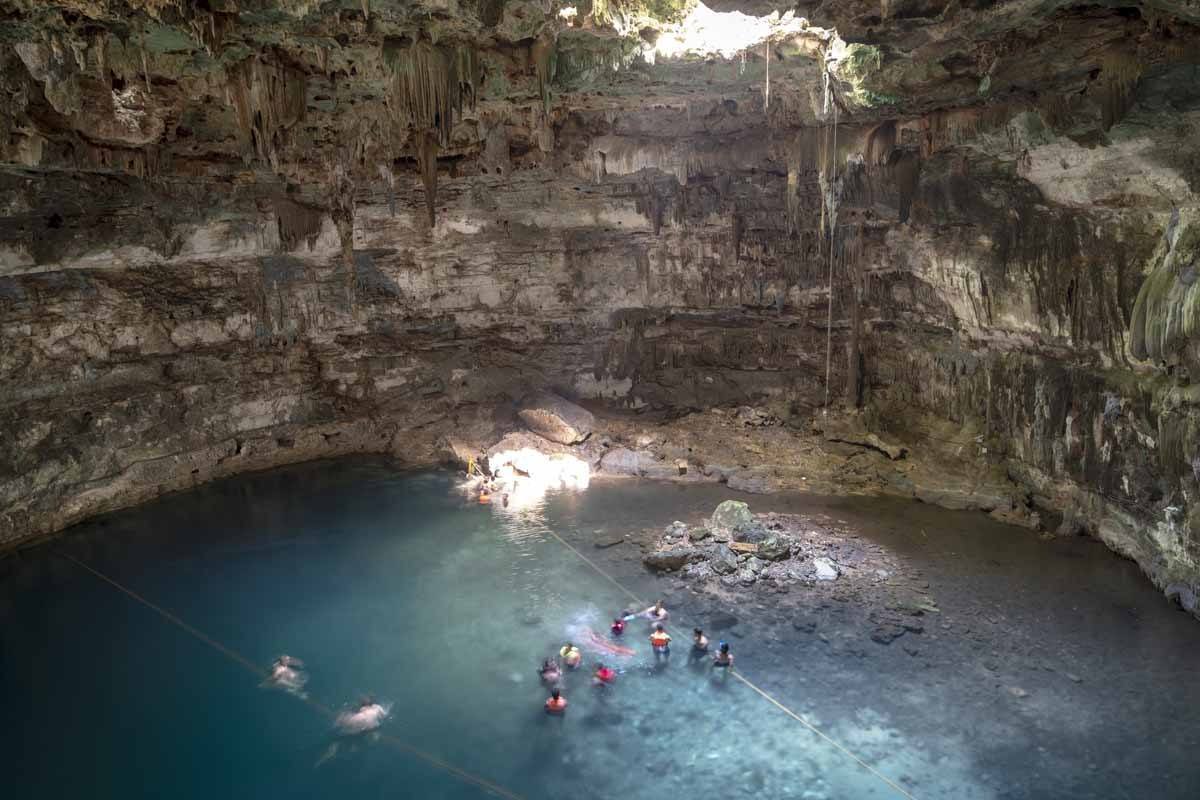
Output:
[539, 529, 921, 800]
[58, 553, 526, 800]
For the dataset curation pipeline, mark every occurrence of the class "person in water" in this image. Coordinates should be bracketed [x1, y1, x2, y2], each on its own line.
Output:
[713, 641, 734, 669]
[593, 662, 616, 686]
[264, 654, 307, 694]
[690, 628, 710, 662]
[650, 623, 671, 658]
[335, 696, 390, 735]
[559, 643, 582, 669]
[539, 657, 562, 684]
[641, 599, 669, 626]
[545, 688, 568, 714]
[611, 617, 626, 636]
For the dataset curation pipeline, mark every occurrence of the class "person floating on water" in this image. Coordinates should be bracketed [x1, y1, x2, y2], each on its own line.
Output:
[650, 623, 671, 659]
[545, 688, 568, 714]
[539, 658, 562, 685]
[318, 696, 391, 766]
[593, 662, 616, 686]
[713, 641, 734, 670]
[335, 696, 390, 735]
[559, 643, 582, 670]
[610, 617, 626, 636]
[263, 654, 307, 695]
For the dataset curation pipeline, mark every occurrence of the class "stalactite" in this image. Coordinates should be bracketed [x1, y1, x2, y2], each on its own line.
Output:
[227, 55, 307, 166]
[893, 152, 921, 224]
[531, 34, 557, 112]
[378, 163, 396, 216]
[415, 129, 440, 227]
[764, 40, 770, 110]
[384, 38, 478, 146]
[1098, 51, 1141, 131]
[274, 197, 324, 251]
[732, 213, 744, 262]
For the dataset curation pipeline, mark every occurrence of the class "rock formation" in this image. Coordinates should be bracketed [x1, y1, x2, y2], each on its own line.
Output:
[0, 0, 1198, 614]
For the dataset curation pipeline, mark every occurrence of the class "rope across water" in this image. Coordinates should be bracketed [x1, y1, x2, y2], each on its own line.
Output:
[537, 527, 921, 800]
[58, 552, 526, 800]
[58, 514, 921, 800]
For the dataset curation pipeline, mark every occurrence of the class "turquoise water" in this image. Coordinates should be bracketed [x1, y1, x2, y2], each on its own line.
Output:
[3, 459, 1199, 799]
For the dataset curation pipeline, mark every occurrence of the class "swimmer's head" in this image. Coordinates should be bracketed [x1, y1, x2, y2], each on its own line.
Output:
[719, 642, 729, 653]
[655, 600, 664, 610]
[551, 688, 561, 700]
[655, 623, 665, 632]
[694, 628, 703, 636]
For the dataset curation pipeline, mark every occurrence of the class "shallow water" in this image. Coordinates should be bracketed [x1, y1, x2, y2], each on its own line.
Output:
[2, 459, 1198, 800]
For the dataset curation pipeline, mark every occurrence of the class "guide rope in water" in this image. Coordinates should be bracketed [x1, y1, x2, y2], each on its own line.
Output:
[537, 527, 921, 800]
[56, 552, 526, 800]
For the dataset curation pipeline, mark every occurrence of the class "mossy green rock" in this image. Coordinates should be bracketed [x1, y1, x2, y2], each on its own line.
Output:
[710, 500, 753, 534]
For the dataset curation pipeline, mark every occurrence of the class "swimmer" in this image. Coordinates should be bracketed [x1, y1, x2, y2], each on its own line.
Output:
[650, 623, 671, 658]
[263, 654, 308, 695]
[539, 658, 562, 685]
[559, 643, 582, 670]
[593, 662, 616, 686]
[317, 697, 391, 767]
[691, 628, 710, 660]
[335, 696, 391, 736]
[610, 617, 626, 636]
[545, 688, 568, 714]
[641, 599, 669, 627]
[713, 641, 734, 669]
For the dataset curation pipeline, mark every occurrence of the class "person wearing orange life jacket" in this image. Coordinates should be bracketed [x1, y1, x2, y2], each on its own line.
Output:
[559, 643, 582, 669]
[545, 688, 568, 714]
[649, 623, 671, 659]
[593, 663, 616, 686]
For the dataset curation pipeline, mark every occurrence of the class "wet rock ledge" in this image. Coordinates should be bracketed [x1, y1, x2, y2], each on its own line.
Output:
[642, 500, 938, 650]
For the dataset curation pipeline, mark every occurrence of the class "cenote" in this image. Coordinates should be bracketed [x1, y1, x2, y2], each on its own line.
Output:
[2, 458, 1198, 800]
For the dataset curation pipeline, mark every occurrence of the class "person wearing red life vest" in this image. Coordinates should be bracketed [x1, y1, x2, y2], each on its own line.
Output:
[545, 688, 567, 714]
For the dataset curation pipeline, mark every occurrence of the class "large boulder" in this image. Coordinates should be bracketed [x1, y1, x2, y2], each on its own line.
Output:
[518, 392, 595, 444]
[643, 546, 702, 572]
[710, 500, 754, 534]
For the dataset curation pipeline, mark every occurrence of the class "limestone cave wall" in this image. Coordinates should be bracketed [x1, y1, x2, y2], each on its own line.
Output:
[1, 0, 1198, 609]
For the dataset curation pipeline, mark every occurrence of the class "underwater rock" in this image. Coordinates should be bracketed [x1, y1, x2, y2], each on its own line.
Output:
[870, 624, 907, 644]
[518, 392, 595, 445]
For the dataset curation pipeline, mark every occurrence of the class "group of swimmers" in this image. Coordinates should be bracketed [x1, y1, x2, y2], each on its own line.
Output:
[540, 600, 734, 715]
[263, 655, 391, 741]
